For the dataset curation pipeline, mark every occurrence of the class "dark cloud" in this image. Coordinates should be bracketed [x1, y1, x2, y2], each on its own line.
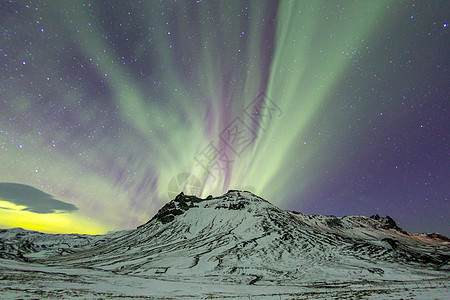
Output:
[0, 183, 78, 214]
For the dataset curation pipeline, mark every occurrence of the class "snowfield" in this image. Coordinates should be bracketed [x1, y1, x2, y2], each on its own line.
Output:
[1, 190, 449, 299]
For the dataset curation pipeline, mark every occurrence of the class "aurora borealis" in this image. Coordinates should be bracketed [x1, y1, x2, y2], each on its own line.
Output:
[1, 1, 448, 235]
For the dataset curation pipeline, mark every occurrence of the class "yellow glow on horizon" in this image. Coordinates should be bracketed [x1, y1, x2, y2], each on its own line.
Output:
[0, 200, 109, 235]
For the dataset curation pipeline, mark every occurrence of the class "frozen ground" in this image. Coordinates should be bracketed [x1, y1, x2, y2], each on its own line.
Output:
[1, 259, 448, 299]
[1, 191, 448, 299]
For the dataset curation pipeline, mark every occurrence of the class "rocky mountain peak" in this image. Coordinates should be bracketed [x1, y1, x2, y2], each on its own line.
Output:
[146, 190, 270, 225]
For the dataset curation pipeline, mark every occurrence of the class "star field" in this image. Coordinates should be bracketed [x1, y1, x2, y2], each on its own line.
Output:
[0, 1, 448, 235]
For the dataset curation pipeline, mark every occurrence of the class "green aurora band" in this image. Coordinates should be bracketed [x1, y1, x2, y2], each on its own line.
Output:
[1, 1, 392, 232]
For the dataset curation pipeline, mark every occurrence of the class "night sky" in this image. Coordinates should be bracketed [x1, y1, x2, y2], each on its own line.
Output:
[0, 1, 448, 235]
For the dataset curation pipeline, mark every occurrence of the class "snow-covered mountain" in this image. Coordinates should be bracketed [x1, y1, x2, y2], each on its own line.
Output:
[1, 190, 449, 299]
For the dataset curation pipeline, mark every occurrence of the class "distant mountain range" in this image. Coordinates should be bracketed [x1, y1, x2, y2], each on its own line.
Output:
[1, 190, 449, 298]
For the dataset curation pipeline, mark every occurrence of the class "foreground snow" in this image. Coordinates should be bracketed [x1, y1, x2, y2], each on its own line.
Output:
[1, 190, 448, 299]
[1, 258, 448, 299]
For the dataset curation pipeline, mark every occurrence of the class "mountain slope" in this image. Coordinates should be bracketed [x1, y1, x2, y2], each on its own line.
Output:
[10, 190, 442, 285]
[1, 190, 449, 298]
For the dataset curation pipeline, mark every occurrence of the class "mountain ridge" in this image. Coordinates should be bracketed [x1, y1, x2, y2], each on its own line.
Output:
[1, 190, 449, 298]
[1, 190, 449, 266]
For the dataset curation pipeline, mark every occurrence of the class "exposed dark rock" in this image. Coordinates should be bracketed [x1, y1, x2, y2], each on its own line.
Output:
[368, 268, 384, 276]
[426, 233, 450, 242]
[370, 214, 381, 220]
[149, 192, 204, 224]
[229, 201, 246, 210]
[249, 275, 262, 285]
[281, 233, 293, 241]
[382, 238, 398, 250]
[370, 214, 408, 235]
[326, 217, 343, 228]
[159, 214, 175, 224]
